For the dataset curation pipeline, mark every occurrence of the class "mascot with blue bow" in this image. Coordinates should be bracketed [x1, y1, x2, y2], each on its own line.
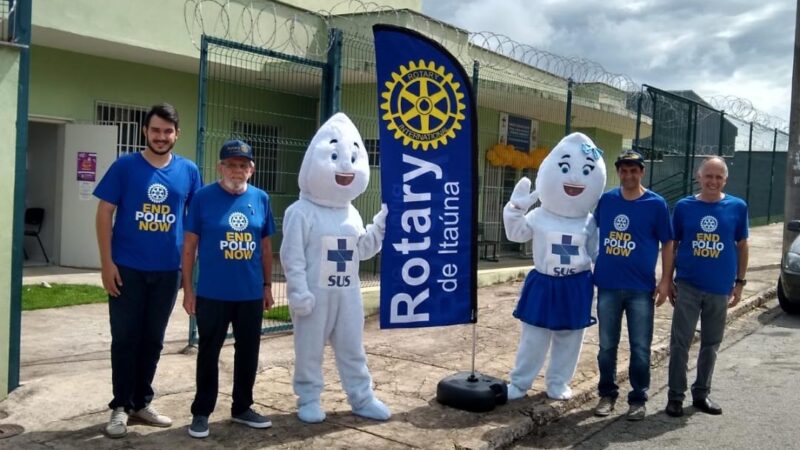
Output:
[504, 132, 607, 401]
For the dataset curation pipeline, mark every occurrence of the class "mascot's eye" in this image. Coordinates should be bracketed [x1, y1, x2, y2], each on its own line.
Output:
[351, 154, 356, 163]
[331, 152, 338, 161]
[582, 164, 595, 176]
[329, 139, 338, 144]
[558, 162, 570, 173]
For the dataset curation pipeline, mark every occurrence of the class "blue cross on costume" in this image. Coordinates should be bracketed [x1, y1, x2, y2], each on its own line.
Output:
[552, 235, 579, 265]
[327, 239, 354, 272]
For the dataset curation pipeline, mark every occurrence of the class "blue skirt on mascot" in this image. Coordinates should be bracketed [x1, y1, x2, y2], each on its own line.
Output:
[513, 270, 596, 330]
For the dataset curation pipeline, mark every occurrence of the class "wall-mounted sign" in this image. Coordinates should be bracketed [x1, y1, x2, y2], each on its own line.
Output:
[499, 113, 539, 153]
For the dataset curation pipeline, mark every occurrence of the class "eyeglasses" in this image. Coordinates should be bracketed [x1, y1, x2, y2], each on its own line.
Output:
[221, 161, 251, 170]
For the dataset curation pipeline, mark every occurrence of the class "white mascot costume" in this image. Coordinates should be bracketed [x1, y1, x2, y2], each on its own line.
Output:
[504, 132, 606, 401]
[280, 113, 390, 423]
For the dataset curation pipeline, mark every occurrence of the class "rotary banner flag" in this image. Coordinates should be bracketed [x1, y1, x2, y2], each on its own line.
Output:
[373, 24, 477, 329]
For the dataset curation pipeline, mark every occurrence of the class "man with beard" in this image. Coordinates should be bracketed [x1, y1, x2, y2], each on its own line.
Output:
[94, 103, 202, 438]
[182, 140, 276, 438]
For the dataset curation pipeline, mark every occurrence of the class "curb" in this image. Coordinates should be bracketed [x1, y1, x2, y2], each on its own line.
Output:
[475, 287, 777, 450]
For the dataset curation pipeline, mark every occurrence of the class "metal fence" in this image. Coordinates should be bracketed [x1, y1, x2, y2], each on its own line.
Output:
[634, 85, 789, 222]
[189, 2, 790, 341]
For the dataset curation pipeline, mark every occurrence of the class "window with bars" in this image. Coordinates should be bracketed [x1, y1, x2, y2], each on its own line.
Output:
[232, 121, 283, 193]
[95, 102, 149, 156]
[364, 139, 380, 167]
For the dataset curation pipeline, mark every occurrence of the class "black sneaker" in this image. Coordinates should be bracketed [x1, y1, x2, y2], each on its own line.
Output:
[231, 409, 272, 429]
[188, 415, 209, 438]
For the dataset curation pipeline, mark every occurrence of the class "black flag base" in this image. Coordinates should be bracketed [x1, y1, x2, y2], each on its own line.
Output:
[436, 371, 508, 412]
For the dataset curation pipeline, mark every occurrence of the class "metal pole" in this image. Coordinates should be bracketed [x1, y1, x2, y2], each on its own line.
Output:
[784, 0, 800, 252]
[746, 121, 754, 206]
[689, 105, 698, 192]
[565, 78, 573, 135]
[321, 28, 343, 122]
[195, 35, 209, 174]
[768, 128, 779, 223]
[9, 0, 32, 394]
[634, 92, 643, 151]
[718, 111, 726, 156]
[649, 92, 657, 189]
[682, 104, 694, 197]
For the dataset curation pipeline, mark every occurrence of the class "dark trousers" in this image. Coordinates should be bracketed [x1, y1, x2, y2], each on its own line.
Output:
[667, 280, 729, 402]
[191, 297, 264, 417]
[108, 265, 180, 411]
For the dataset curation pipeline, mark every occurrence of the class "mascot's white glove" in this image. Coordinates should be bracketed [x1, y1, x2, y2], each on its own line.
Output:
[509, 177, 539, 211]
[289, 291, 315, 317]
[372, 204, 388, 233]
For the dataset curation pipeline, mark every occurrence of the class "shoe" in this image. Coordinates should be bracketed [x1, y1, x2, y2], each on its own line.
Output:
[131, 405, 172, 427]
[352, 397, 391, 421]
[232, 408, 272, 429]
[506, 383, 526, 401]
[665, 400, 684, 417]
[693, 398, 722, 415]
[626, 403, 646, 421]
[298, 402, 326, 423]
[105, 407, 128, 439]
[546, 385, 573, 401]
[188, 415, 209, 439]
[594, 396, 616, 417]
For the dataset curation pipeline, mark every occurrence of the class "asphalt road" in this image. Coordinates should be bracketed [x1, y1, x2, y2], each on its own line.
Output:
[512, 300, 800, 450]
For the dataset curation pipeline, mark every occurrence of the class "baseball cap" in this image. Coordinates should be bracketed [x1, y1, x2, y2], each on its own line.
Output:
[615, 149, 645, 168]
[219, 139, 254, 161]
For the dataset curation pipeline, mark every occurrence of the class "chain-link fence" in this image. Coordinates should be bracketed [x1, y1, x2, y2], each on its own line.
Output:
[634, 85, 788, 222]
[193, 36, 326, 338]
[188, 1, 790, 341]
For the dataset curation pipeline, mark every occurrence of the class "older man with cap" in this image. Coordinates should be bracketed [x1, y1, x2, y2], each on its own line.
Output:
[592, 149, 674, 421]
[181, 139, 276, 438]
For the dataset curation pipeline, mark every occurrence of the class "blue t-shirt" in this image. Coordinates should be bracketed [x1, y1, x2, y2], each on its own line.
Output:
[594, 188, 673, 292]
[185, 183, 276, 301]
[94, 152, 202, 271]
[673, 194, 749, 295]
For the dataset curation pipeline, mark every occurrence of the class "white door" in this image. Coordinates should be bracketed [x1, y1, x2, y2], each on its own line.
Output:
[56, 124, 117, 268]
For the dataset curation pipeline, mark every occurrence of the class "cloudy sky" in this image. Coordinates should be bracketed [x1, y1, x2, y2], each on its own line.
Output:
[421, 0, 795, 122]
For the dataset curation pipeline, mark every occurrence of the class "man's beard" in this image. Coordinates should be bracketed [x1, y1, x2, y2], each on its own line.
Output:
[147, 141, 175, 155]
[221, 178, 248, 193]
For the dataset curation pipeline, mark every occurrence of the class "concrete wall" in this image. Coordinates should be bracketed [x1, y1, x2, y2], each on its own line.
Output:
[0, 45, 21, 400]
[29, 45, 198, 159]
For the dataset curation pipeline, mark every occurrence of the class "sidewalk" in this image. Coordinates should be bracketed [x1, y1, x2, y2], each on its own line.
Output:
[1, 223, 784, 449]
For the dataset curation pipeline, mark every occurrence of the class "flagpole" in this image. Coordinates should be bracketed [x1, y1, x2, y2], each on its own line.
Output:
[469, 323, 477, 381]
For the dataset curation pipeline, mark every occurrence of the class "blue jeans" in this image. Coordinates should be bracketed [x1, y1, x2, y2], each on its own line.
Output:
[108, 265, 180, 411]
[597, 288, 654, 404]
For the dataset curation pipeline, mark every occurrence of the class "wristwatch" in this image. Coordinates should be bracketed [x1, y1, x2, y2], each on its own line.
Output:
[734, 278, 747, 286]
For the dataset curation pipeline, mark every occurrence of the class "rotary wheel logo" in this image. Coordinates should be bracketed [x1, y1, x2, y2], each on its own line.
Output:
[613, 214, 630, 232]
[147, 183, 168, 204]
[700, 215, 718, 233]
[380, 60, 466, 151]
[229, 212, 249, 232]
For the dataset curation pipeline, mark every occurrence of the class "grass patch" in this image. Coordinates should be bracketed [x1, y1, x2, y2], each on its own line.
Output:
[22, 283, 107, 311]
[263, 305, 291, 322]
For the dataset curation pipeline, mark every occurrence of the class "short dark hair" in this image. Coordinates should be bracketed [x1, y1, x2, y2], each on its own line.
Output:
[144, 103, 179, 129]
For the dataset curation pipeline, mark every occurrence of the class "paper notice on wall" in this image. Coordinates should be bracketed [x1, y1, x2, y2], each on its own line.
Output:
[79, 181, 94, 200]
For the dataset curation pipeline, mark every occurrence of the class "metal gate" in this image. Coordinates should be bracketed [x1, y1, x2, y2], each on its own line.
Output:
[189, 34, 332, 342]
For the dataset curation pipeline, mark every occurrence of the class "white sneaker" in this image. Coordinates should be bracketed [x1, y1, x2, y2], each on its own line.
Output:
[105, 407, 128, 439]
[594, 396, 616, 417]
[131, 405, 173, 427]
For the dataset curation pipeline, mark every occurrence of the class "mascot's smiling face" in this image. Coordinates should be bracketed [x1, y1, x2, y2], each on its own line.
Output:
[298, 113, 370, 208]
[535, 132, 607, 218]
